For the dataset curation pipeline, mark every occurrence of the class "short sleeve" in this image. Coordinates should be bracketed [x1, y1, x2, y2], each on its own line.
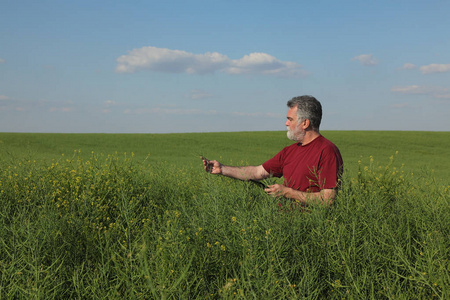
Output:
[262, 150, 285, 178]
[317, 145, 343, 189]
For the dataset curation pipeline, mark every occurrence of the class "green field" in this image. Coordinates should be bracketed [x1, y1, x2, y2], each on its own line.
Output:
[1, 131, 450, 180]
[0, 131, 449, 299]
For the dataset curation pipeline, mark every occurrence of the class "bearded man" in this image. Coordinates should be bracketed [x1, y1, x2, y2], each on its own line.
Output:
[202, 95, 343, 206]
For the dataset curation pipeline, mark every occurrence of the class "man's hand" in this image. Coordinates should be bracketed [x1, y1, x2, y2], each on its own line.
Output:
[264, 184, 286, 198]
[265, 184, 337, 206]
[201, 156, 222, 175]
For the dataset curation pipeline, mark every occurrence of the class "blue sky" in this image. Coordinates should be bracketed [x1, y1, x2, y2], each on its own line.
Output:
[1, 0, 449, 133]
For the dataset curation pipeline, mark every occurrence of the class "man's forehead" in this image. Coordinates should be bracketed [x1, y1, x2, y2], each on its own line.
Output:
[287, 106, 298, 117]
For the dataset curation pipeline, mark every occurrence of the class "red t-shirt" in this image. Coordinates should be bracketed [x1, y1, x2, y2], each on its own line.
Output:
[262, 135, 343, 193]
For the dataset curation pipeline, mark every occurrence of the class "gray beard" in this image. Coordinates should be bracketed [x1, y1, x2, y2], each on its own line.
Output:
[287, 129, 296, 141]
[287, 127, 305, 142]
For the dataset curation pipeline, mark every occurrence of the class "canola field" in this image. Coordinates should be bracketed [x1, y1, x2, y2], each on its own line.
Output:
[0, 131, 449, 299]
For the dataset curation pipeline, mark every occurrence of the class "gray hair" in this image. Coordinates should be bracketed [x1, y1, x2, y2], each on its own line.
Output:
[287, 95, 322, 131]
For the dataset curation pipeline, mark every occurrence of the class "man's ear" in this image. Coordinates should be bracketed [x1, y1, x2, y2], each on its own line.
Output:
[302, 119, 310, 130]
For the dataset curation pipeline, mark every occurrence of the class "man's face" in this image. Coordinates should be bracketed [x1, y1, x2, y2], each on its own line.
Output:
[285, 107, 305, 142]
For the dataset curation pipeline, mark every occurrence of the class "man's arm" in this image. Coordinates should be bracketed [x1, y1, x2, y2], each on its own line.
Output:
[265, 184, 337, 206]
[202, 157, 336, 205]
[202, 157, 270, 181]
[222, 165, 270, 181]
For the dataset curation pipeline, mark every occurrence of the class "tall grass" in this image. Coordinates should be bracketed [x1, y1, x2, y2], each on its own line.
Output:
[0, 151, 448, 299]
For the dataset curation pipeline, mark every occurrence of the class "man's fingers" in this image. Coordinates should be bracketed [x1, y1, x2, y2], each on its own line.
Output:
[206, 162, 213, 173]
[201, 156, 212, 172]
[202, 158, 214, 173]
[200, 157, 222, 174]
[264, 186, 273, 195]
[264, 185, 284, 198]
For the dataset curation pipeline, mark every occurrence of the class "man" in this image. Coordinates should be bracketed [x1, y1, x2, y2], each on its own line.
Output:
[202, 95, 343, 206]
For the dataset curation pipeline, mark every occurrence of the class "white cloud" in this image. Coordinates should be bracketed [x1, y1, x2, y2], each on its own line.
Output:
[391, 85, 427, 94]
[98, 100, 119, 113]
[226, 52, 306, 77]
[123, 107, 218, 115]
[187, 89, 213, 100]
[400, 63, 416, 70]
[116, 46, 305, 78]
[232, 111, 283, 118]
[101, 101, 113, 113]
[49, 107, 75, 113]
[391, 85, 449, 98]
[116, 46, 229, 74]
[0, 58, 5, 64]
[47, 100, 76, 113]
[104, 100, 116, 106]
[351, 54, 378, 66]
[434, 94, 450, 99]
[0, 98, 81, 113]
[419, 63, 450, 74]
